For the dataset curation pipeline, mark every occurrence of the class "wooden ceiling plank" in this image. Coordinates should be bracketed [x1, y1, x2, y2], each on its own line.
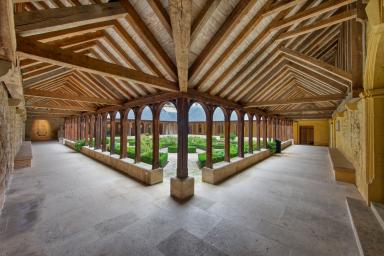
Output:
[120, 0, 177, 80]
[189, 0, 258, 81]
[245, 94, 346, 107]
[146, 0, 173, 38]
[27, 102, 96, 112]
[190, 0, 221, 44]
[15, 2, 127, 36]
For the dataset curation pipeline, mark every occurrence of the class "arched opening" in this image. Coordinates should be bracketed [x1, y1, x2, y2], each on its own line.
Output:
[159, 102, 177, 178]
[139, 106, 154, 166]
[230, 111, 239, 159]
[126, 109, 135, 159]
[188, 102, 206, 180]
[253, 115, 258, 150]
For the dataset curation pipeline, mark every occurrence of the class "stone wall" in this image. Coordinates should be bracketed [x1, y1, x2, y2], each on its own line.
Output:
[331, 99, 368, 201]
[25, 117, 64, 141]
[0, 84, 24, 208]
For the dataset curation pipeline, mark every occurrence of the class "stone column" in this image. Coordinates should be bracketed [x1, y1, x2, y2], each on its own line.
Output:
[205, 105, 213, 169]
[134, 107, 141, 163]
[152, 104, 160, 169]
[224, 109, 230, 162]
[84, 116, 89, 145]
[248, 115, 253, 154]
[77, 116, 81, 140]
[171, 97, 194, 200]
[110, 112, 116, 155]
[90, 115, 94, 147]
[120, 110, 128, 159]
[238, 111, 244, 158]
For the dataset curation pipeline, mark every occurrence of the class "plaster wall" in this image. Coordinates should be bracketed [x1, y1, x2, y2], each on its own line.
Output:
[25, 118, 64, 141]
[293, 119, 330, 146]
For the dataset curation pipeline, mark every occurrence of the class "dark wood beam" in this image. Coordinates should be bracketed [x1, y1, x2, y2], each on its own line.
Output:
[17, 37, 179, 92]
[24, 88, 124, 105]
[27, 102, 96, 112]
[15, 2, 127, 36]
[245, 94, 346, 107]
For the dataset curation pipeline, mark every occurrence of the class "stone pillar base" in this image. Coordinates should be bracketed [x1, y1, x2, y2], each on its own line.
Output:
[170, 177, 194, 200]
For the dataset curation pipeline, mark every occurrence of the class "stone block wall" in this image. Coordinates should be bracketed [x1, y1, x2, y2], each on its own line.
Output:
[25, 117, 64, 141]
[0, 84, 24, 208]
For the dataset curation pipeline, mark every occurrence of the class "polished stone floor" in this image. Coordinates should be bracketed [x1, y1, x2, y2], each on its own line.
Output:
[0, 142, 362, 256]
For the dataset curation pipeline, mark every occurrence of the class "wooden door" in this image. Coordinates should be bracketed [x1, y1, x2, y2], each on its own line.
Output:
[299, 126, 314, 145]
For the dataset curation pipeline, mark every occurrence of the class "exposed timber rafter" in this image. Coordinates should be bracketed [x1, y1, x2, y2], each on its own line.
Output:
[16, 37, 179, 92]
[14, 2, 127, 36]
[24, 88, 124, 105]
[245, 94, 346, 108]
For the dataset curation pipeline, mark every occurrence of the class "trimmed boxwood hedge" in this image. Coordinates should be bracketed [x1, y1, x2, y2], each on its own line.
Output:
[168, 145, 197, 153]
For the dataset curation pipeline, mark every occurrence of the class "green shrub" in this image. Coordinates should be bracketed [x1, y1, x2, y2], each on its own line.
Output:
[159, 136, 177, 148]
[140, 152, 168, 167]
[168, 146, 177, 153]
[230, 133, 237, 141]
[198, 149, 225, 168]
[188, 146, 196, 153]
[188, 136, 206, 150]
[213, 143, 225, 149]
[267, 140, 276, 153]
[74, 139, 86, 152]
[127, 138, 135, 146]
[127, 146, 135, 158]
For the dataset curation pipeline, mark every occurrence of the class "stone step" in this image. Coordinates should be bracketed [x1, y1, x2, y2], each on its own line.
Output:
[371, 202, 384, 232]
[346, 197, 384, 256]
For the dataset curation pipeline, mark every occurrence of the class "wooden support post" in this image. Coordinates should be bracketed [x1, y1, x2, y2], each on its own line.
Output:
[110, 112, 116, 155]
[84, 116, 89, 145]
[224, 109, 230, 162]
[238, 112, 244, 158]
[257, 116, 261, 150]
[134, 107, 141, 163]
[90, 115, 94, 147]
[263, 117, 268, 148]
[176, 97, 189, 178]
[205, 105, 213, 168]
[77, 116, 81, 140]
[120, 110, 128, 159]
[101, 113, 107, 152]
[248, 115, 253, 154]
[351, 6, 364, 98]
[152, 104, 160, 169]
[95, 114, 101, 149]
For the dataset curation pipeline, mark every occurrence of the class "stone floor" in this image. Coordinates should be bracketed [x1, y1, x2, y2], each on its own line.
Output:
[0, 142, 362, 256]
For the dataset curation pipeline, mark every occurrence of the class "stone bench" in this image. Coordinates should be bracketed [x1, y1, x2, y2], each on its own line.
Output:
[328, 148, 355, 184]
[14, 141, 32, 169]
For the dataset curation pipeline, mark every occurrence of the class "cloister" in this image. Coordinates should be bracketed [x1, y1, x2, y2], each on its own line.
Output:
[1, 0, 384, 255]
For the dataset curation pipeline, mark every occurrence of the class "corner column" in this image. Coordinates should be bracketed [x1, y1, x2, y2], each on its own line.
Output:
[171, 97, 194, 200]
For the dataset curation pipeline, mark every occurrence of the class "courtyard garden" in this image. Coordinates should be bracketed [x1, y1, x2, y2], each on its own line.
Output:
[75, 134, 275, 169]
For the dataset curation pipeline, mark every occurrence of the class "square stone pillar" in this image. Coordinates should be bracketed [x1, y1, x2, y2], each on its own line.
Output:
[171, 97, 194, 200]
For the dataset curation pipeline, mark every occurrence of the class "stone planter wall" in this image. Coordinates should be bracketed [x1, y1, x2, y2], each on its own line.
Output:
[64, 140, 163, 185]
[202, 139, 293, 184]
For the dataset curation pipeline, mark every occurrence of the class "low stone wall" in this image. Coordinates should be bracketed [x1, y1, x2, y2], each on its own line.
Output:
[64, 140, 163, 185]
[202, 139, 293, 184]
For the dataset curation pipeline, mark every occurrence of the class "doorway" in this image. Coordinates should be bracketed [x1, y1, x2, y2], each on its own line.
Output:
[299, 126, 314, 145]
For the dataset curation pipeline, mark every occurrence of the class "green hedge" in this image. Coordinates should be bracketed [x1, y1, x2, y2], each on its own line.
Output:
[198, 149, 225, 168]
[74, 139, 86, 152]
[141, 152, 168, 167]
[168, 145, 197, 153]
[267, 141, 276, 153]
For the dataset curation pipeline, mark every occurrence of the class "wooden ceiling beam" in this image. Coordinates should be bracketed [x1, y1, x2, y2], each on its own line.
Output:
[273, 0, 355, 31]
[15, 2, 127, 36]
[271, 107, 336, 114]
[24, 88, 124, 105]
[120, 0, 177, 80]
[26, 102, 96, 112]
[169, 0, 192, 92]
[245, 94, 346, 107]
[277, 9, 357, 41]
[17, 37, 179, 92]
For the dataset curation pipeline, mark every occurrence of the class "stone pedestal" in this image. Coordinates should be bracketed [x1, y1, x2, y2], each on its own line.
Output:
[170, 177, 194, 200]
